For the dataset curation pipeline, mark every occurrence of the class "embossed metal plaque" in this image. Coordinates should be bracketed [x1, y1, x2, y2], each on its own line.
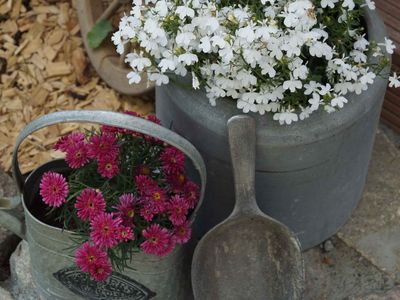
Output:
[53, 266, 156, 300]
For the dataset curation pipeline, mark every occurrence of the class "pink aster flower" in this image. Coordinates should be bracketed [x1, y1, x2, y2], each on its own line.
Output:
[143, 115, 162, 144]
[75, 242, 108, 273]
[133, 165, 152, 177]
[184, 181, 200, 209]
[166, 172, 186, 193]
[65, 142, 89, 169]
[158, 236, 176, 257]
[89, 258, 112, 282]
[135, 176, 167, 212]
[140, 204, 156, 222]
[140, 224, 174, 257]
[160, 147, 185, 175]
[39, 171, 68, 207]
[90, 213, 122, 249]
[146, 114, 161, 125]
[97, 157, 119, 178]
[147, 187, 167, 213]
[135, 175, 156, 194]
[173, 221, 192, 244]
[54, 132, 85, 152]
[75, 188, 106, 221]
[117, 225, 135, 242]
[113, 193, 139, 226]
[87, 133, 119, 160]
[167, 195, 189, 226]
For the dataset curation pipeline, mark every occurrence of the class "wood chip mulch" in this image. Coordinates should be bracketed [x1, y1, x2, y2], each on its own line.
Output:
[0, 0, 155, 174]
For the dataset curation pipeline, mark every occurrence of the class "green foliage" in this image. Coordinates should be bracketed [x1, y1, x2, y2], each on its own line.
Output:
[87, 19, 113, 49]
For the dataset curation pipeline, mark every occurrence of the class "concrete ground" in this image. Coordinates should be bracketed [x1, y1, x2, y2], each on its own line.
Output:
[0, 125, 399, 299]
[303, 127, 400, 300]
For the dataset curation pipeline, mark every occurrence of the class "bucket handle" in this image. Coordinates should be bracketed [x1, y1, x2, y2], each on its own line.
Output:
[0, 110, 206, 240]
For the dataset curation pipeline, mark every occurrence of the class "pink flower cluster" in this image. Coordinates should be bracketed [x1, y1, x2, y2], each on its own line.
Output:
[39, 112, 200, 282]
[54, 130, 120, 179]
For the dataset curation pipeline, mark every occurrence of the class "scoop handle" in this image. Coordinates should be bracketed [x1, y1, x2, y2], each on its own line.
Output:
[227, 115, 259, 216]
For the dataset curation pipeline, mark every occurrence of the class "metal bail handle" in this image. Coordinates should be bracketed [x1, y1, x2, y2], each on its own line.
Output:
[12, 110, 206, 216]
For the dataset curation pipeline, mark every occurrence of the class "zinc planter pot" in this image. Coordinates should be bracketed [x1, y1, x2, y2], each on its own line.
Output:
[0, 111, 206, 300]
[156, 8, 389, 250]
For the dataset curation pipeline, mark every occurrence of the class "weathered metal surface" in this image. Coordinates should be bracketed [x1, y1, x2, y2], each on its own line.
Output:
[156, 8, 389, 250]
[192, 116, 304, 300]
[0, 110, 207, 300]
[53, 266, 156, 300]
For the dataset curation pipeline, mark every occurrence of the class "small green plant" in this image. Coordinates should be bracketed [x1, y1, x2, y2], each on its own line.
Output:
[87, 19, 113, 49]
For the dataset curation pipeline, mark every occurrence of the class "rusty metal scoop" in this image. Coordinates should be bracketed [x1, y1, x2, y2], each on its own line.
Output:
[191, 115, 305, 300]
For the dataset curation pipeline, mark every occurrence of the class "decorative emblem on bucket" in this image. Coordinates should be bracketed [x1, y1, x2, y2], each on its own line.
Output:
[54, 266, 156, 300]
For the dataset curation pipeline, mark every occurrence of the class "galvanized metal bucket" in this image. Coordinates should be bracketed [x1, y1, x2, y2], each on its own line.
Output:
[0, 110, 206, 300]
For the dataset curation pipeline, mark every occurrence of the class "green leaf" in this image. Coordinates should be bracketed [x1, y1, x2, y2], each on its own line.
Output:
[87, 19, 113, 49]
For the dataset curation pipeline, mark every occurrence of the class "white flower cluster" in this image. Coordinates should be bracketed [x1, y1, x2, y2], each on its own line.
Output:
[113, 0, 397, 125]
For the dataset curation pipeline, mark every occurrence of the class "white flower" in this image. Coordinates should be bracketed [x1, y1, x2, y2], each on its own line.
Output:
[178, 53, 198, 65]
[237, 25, 256, 43]
[125, 53, 151, 71]
[299, 106, 313, 120]
[353, 82, 368, 95]
[149, 72, 169, 85]
[319, 83, 332, 96]
[176, 32, 196, 48]
[321, 0, 338, 8]
[293, 65, 308, 80]
[304, 81, 319, 95]
[192, 72, 200, 89]
[342, 0, 355, 10]
[155, 1, 169, 17]
[360, 72, 376, 85]
[283, 79, 303, 92]
[273, 111, 299, 125]
[308, 93, 321, 111]
[219, 47, 234, 63]
[389, 73, 400, 88]
[334, 82, 354, 95]
[159, 58, 176, 72]
[361, 0, 375, 10]
[354, 35, 369, 51]
[175, 6, 195, 19]
[309, 42, 333, 60]
[237, 70, 257, 87]
[379, 37, 396, 54]
[199, 36, 211, 53]
[331, 96, 348, 108]
[210, 36, 226, 49]
[350, 50, 367, 63]
[127, 71, 141, 84]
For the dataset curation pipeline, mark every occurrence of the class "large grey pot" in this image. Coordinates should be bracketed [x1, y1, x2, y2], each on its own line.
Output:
[0, 111, 206, 300]
[156, 8, 389, 250]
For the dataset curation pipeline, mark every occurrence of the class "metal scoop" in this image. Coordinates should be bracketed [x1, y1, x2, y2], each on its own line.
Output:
[191, 115, 305, 300]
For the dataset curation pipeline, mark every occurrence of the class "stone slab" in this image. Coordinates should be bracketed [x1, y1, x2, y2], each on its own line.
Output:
[0, 171, 20, 281]
[0, 286, 14, 300]
[303, 237, 394, 300]
[8, 241, 38, 300]
[348, 286, 400, 300]
[338, 131, 400, 280]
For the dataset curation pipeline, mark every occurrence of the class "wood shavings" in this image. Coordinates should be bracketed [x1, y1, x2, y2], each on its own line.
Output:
[0, 0, 155, 173]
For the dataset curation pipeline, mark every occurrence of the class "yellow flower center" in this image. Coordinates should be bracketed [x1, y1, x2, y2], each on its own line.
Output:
[127, 209, 135, 218]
